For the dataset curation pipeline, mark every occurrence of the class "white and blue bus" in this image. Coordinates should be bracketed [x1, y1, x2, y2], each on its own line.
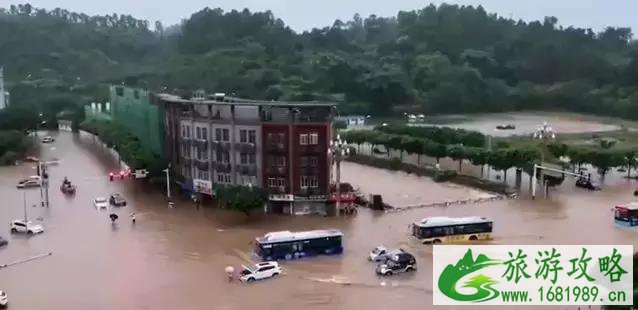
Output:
[255, 230, 343, 261]
[412, 216, 493, 244]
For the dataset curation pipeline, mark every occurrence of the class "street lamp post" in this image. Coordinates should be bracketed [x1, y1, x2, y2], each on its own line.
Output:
[329, 134, 350, 214]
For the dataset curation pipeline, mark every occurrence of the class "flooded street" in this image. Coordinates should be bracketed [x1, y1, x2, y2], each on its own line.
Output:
[0, 131, 634, 309]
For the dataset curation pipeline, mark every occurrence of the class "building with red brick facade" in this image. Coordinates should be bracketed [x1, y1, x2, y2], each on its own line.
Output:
[156, 93, 336, 215]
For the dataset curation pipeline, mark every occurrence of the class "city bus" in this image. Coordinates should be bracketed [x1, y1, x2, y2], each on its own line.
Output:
[255, 229, 343, 261]
[614, 203, 638, 227]
[411, 216, 493, 243]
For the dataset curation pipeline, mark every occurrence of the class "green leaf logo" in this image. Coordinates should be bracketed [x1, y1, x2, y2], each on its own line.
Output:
[438, 249, 501, 302]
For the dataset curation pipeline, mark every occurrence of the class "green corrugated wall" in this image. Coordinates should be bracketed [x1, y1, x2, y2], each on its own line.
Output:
[109, 86, 164, 157]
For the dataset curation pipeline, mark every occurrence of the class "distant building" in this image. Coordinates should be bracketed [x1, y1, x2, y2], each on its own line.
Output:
[156, 92, 336, 214]
[0, 67, 8, 110]
[336, 115, 366, 127]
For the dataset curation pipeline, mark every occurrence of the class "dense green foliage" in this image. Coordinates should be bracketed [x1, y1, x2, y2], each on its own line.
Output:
[80, 119, 164, 173]
[215, 185, 268, 215]
[3, 3, 638, 119]
[0, 130, 31, 164]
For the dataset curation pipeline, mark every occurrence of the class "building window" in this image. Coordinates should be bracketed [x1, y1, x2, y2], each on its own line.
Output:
[277, 178, 286, 187]
[222, 129, 230, 141]
[268, 177, 277, 188]
[240, 153, 256, 165]
[197, 169, 209, 180]
[240, 130, 247, 143]
[310, 156, 318, 167]
[274, 156, 286, 167]
[248, 130, 256, 144]
[310, 133, 319, 145]
[217, 173, 231, 184]
[196, 127, 202, 139]
[182, 144, 191, 157]
[216, 150, 230, 163]
[278, 133, 285, 143]
[301, 176, 319, 188]
[115, 87, 124, 96]
[181, 125, 186, 138]
[186, 126, 191, 138]
[301, 156, 318, 167]
[201, 127, 208, 140]
[215, 128, 222, 141]
[299, 134, 308, 145]
[301, 156, 308, 167]
[197, 148, 208, 160]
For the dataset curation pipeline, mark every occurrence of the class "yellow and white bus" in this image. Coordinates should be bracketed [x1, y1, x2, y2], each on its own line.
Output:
[411, 216, 493, 243]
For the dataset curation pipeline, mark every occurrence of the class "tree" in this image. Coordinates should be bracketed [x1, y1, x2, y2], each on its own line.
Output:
[401, 137, 424, 164]
[488, 150, 516, 183]
[215, 185, 268, 216]
[622, 151, 637, 178]
[447, 145, 467, 172]
[468, 148, 490, 178]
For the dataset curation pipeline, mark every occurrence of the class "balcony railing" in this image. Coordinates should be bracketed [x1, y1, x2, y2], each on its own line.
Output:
[266, 166, 287, 175]
[195, 159, 210, 170]
[265, 142, 286, 152]
[235, 142, 257, 152]
[300, 145, 323, 153]
[212, 141, 231, 151]
[268, 186, 288, 195]
[194, 139, 208, 148]
[214, 162, 232, 173]
[236, 164, 258, 176]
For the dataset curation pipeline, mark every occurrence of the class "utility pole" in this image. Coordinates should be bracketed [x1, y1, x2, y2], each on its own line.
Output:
[163, 165, 171, 200]
[23, 191, 28, 223]
[38, 161, 44, 206]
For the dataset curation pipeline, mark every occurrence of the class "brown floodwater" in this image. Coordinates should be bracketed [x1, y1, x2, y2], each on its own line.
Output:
[0, 131, 633, 310]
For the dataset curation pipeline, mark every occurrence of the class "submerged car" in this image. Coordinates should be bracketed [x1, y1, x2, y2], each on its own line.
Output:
[41, 136, 55, 143]
[375, 252, 417, 276]
[576, 178, 601, 191]
[239, 262, 282, 282]
[368, 246, 405, 262]
[10, 220, 44, 234]
[496, 124, 516, 130]
[93, 197, 109, 209]
[109, 193, 127, 207]
[16, 176, 41, 189]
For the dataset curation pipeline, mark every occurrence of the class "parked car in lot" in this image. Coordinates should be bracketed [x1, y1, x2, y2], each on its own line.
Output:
[0, 236, 7, 247]
[41, 136, 55, 143]
[16, 176, 41, 189]
[10, 219, 44, 234]
[368, 246, 406, 262]
[375, 252, 417, 276]
[576, 178, 601, 191]
[109, 193, 127, 207]
[0, 290, 7, 307]
[239, 262, 282, 282]
[93, 197, 109, 209]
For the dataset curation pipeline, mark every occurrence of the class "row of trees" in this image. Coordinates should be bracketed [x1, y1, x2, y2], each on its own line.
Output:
[215, 185, 269, 216]
[343, 129, 638, 182]
[81, 119, 164, 174]
[375, 125, 486, 147]
[547, 142, 638, 179]
[340, 129, 539, 182]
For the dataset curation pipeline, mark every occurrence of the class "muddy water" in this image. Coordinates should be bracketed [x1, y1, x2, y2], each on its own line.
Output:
[413, 112, 621, 137]
[0, 131, 630, 310]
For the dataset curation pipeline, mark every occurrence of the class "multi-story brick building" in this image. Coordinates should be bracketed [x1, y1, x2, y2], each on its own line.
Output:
[156, 93, 336, 214]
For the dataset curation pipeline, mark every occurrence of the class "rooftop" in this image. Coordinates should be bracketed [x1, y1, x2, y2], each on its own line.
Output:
[617, 202, 638, 211]
[256, 229, 343, 243]
[155, 93, 336, 108]
[414, 216, 492, 227]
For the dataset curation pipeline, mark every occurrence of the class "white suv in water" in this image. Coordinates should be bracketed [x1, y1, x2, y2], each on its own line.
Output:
[239, 262, 282, 282]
